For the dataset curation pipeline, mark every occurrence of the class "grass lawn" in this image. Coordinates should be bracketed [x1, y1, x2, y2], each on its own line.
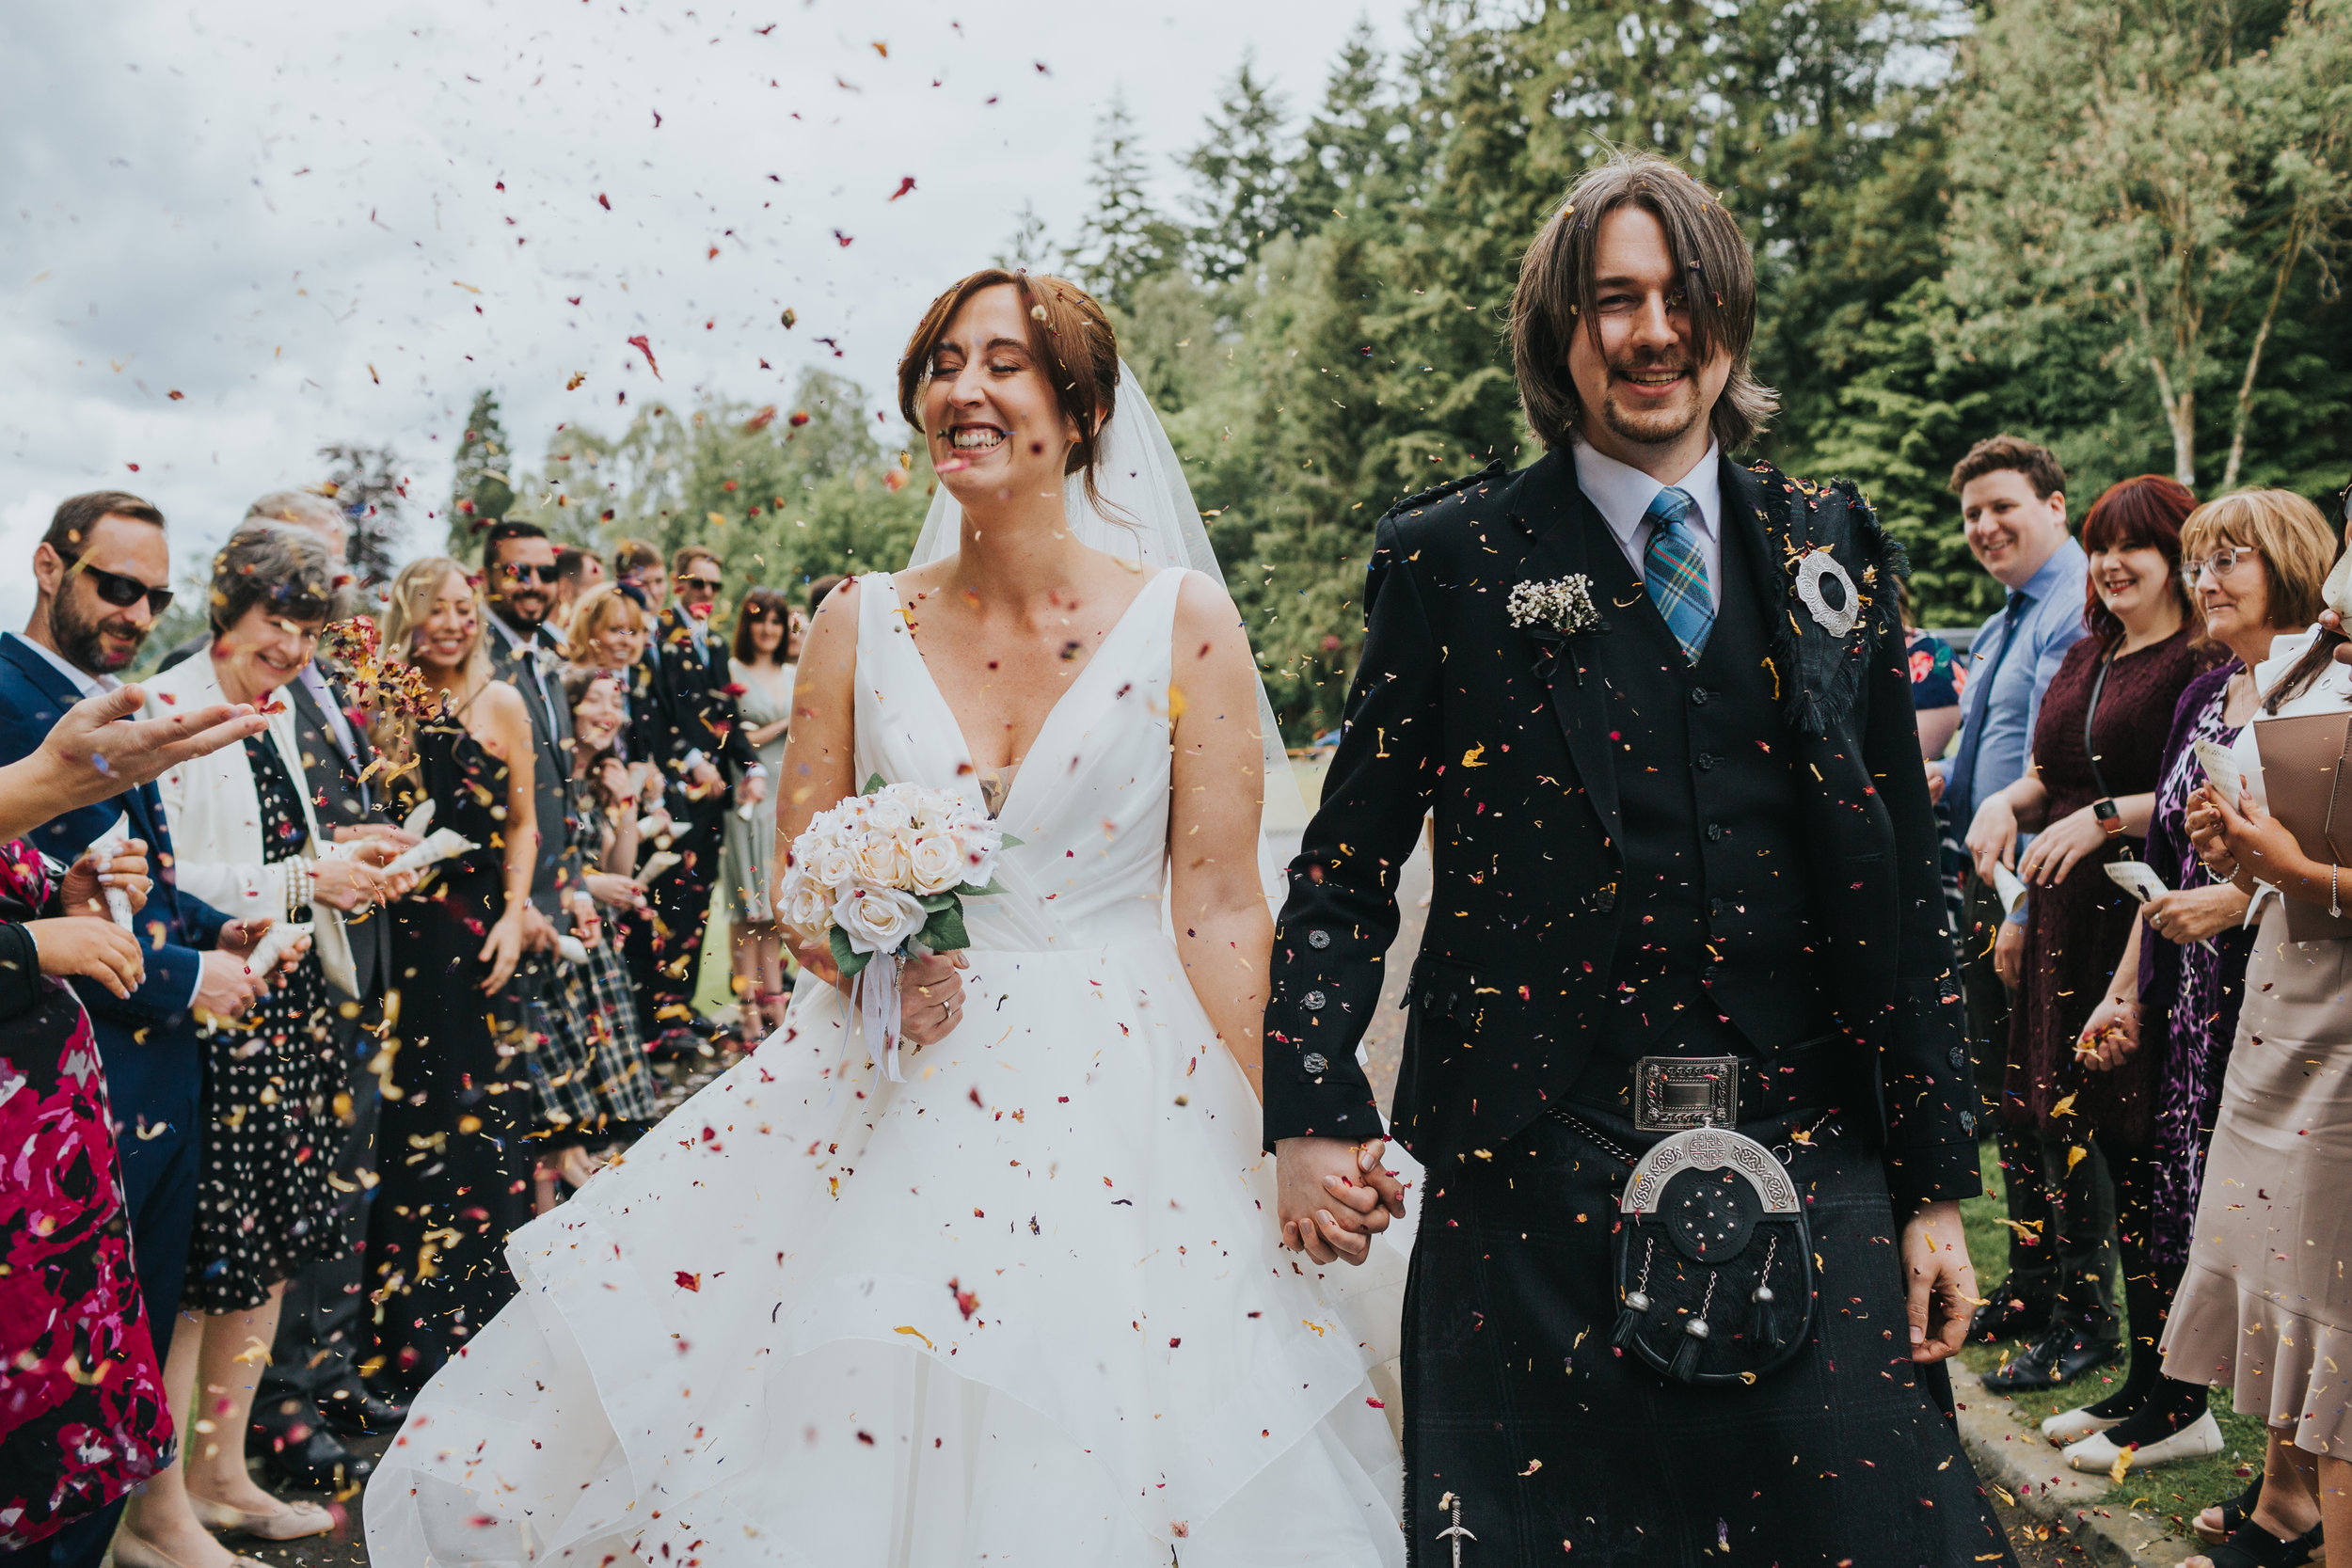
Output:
[1958, 1138, 2265, 1528]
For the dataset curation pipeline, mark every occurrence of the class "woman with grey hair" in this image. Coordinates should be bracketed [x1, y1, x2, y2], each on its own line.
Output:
[115, 524, 417, 1563]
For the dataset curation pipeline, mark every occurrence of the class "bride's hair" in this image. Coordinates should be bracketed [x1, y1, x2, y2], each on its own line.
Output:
[898, 268, 1120, 516]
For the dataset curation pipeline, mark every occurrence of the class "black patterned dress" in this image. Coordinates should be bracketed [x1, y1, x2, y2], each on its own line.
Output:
[365, 707, 532, 1392]
[185, 736, 342, 1313]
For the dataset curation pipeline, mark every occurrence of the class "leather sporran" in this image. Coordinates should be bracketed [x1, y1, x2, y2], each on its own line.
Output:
[1608, 1126, 1816, 1386]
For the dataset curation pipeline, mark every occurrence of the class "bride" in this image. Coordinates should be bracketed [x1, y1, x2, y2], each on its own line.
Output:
[364, 270, 1412, 1566]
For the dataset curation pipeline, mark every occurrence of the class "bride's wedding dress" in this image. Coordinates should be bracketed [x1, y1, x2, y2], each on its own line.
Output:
[366, 566, 1407, 1566]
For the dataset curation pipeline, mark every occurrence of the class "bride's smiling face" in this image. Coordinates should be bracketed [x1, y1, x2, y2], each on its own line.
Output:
[920, 284, 1081, 510]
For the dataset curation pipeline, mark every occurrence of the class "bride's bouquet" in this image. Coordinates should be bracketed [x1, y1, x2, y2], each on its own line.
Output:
[779, 777, 1009, 1079]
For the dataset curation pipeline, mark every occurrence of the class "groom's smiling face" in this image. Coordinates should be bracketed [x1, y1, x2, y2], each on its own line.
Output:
[1564, 206, 1733, 459]
[921, 283, 1082, 504]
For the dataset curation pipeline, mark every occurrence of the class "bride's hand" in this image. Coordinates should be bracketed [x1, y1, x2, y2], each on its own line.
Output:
[1276, 1136, 1397, 1265]
[898, 950, 967, 1046]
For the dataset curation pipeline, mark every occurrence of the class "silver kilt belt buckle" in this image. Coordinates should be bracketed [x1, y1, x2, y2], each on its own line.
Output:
[1606, 1058, 1816, 1386]
[1633, 1053, 1740, 1132]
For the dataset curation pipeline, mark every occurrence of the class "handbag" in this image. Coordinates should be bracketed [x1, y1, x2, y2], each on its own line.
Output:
[2250, 709, 2352, 942]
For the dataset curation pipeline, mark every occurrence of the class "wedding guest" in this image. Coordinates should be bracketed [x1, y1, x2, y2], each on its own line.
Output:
[151, 491, 354, 675]
[614, 540, 668, 615]
[0, 688, 276, 1568]
[1968, 475, 2201, 1392]
[1934, 437, 2111, 1357]
[2058, 488, 2339, 1487]
[550, 546, 605, 634]
[125, 524, 412, 1551]
[0, 495, 283, 1568]
[723, 588, 798, 1037]
[479, 522, 584, 958]
[625, 546, 766, 1050]
[523, 667, 663, 1211]
[2175, 537, 2352, 1566]
[560, 582, 662, 771]
[0, 837, 169, 1561]
[225, 490, 408, 1491]
[1904, 579, 1965, 762]
[364, 559, 538, 1393]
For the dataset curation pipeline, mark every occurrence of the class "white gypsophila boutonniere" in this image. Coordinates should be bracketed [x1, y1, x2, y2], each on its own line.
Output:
[1507, 574, 1600, 637]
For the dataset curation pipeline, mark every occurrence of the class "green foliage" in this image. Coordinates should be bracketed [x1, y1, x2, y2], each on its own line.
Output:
[445, 389, 516, 554]
[493, 370, 929, 635]
[1064, 93, 1192, 314]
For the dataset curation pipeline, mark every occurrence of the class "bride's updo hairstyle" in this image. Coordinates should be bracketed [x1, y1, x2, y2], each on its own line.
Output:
[898, 268, 1120, 516]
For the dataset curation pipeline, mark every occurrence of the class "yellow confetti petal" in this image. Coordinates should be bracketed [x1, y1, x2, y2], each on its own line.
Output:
[2066, 1144, 2088, 1172]
[894, 1325, 934, 1350]
[1463, 744, 1486, 768]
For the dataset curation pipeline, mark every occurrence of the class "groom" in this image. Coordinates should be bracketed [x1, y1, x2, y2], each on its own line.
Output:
[1265, 151, 2013, 1563]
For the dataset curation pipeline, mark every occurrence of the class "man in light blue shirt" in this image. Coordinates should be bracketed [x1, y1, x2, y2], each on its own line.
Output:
[1931, 436, 2119, 1388]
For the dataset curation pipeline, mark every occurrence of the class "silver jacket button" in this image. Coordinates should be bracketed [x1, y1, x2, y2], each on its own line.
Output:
[1301, 1052, 1329, 1074]
[1302, 990, 1327, 1010]
[1306, 928, 1331, 950]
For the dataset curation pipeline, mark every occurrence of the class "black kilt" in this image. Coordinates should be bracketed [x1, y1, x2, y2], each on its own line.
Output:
[1404, 1106, 2017, 1567]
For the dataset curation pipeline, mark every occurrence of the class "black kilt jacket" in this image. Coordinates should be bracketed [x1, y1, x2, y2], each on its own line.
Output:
[1263, 449, 1980, 1212]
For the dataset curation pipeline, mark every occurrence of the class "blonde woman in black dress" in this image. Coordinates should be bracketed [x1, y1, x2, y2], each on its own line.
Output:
[363, 558, 540, 1395]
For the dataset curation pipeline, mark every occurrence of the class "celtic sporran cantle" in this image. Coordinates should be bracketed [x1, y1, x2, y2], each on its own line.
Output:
[1610, 1123, 1817, 1386]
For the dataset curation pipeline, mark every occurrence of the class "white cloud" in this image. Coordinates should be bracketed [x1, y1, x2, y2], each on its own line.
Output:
[0, 0, 1405, 619]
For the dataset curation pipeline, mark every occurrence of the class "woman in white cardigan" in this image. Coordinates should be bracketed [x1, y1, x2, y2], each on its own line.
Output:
[119, 525, 415, 1562]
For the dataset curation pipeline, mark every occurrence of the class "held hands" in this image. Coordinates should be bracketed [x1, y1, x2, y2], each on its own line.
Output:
[1275, 1136, 1409, 1266]
[58, 840, 151, 919]
[1966, 795, 2020, 882]
[2016, 805, 2107, 887]
[1902, 1200, 1979, 1364]
[28, 917, 145, 997]
[897, 950, 969, 1047]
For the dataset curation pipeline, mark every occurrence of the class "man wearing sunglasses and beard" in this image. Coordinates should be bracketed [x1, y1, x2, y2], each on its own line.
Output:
[0, 494, 283, 1568]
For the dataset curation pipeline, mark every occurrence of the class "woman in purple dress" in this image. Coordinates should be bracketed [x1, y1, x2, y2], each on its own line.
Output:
[2063, 490, 2339, 1508]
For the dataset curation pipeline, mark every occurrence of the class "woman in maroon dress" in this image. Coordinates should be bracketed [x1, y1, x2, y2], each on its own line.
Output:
[1968, 475, 2205, 1397]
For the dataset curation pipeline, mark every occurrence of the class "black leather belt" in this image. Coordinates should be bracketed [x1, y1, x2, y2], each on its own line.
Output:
[1559, 1036, 1845, 1132]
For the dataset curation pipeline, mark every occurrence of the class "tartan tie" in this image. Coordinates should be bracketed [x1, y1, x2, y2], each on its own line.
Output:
[1642, 486, 1714, 663]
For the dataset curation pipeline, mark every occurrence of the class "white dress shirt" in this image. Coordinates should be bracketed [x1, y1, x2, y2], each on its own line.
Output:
[1570, 436, 1724, 603]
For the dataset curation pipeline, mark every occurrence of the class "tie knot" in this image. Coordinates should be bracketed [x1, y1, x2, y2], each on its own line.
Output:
[1645, 485, 1696, 531]
[2006, 590, 2027, 613]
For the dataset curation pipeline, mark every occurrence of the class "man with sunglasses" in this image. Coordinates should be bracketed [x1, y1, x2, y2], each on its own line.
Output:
[480, 522, 589, 968]
[628, 544, 766, 1050]
[0, 494, 283, 1567]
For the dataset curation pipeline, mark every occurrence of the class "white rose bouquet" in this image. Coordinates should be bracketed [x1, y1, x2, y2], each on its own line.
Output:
[777, 776, 1012, 1079]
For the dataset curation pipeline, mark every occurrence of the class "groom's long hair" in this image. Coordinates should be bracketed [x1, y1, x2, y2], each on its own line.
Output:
[1510, 150, 1778, 453]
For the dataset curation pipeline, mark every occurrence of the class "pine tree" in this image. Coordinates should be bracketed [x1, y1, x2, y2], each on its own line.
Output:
[1063, 94, 1188, 315]
[1183, 58, 1297, 284]
[317, 442, 408, 586]
[445, 389, 516, 553]
[1289, 21, 1404, 231]
[995, 201, 1053, 271]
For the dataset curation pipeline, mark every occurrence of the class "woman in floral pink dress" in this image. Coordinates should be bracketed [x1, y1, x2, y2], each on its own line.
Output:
[0, 834, 173, 1557]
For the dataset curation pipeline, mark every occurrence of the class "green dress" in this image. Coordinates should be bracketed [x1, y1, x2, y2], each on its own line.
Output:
[720, 658, 791, 923]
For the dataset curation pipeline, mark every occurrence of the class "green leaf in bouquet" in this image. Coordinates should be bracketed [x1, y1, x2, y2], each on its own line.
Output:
[828, 925, 872, 979]
[996, 832, 1025, 848]
[917, 891, 958, 912]
[957, 878, 1007, 897]
[863, 772, 886, 795]
[916, 898, 969, 954]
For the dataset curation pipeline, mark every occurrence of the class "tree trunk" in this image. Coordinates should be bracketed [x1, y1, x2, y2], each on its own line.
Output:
[2223, 214, 2310, 492]
[2149, 356, 2197, 488]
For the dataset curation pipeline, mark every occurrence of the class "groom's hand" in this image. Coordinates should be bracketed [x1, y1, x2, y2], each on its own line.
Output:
[1276, 1136, 1398, 1265]
[1901, 1199, 1980, 1364]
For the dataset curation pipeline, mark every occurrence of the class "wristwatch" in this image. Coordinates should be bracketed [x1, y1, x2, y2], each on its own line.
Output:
[2093, 798, 2124, 836]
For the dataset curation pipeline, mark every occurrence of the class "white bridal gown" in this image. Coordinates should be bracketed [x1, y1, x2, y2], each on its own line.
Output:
[366, 567, 1408, 1567]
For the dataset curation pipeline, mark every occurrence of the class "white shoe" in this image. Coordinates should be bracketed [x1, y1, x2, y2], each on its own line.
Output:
[2063, 1410, 2223, 1474]
[2042, 1403, 2123, 1444]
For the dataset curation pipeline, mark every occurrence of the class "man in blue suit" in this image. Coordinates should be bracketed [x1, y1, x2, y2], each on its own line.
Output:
[0, 492, 273, 1369]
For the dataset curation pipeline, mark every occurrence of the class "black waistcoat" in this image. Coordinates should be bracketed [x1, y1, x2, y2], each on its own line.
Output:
[1585, 498, 1833, 1061]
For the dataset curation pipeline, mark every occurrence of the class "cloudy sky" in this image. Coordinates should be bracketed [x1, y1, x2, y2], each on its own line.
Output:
[0, 0, 1408, 624]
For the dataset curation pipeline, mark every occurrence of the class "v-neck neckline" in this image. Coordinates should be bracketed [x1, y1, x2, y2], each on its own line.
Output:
[878, 570, 1170, 822]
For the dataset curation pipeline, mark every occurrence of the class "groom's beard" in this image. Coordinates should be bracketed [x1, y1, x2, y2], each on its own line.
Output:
[1596, 351, 1708, 449]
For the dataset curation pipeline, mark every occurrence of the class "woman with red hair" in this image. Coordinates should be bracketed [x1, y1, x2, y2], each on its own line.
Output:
[1968, 474, 2207, 1401]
